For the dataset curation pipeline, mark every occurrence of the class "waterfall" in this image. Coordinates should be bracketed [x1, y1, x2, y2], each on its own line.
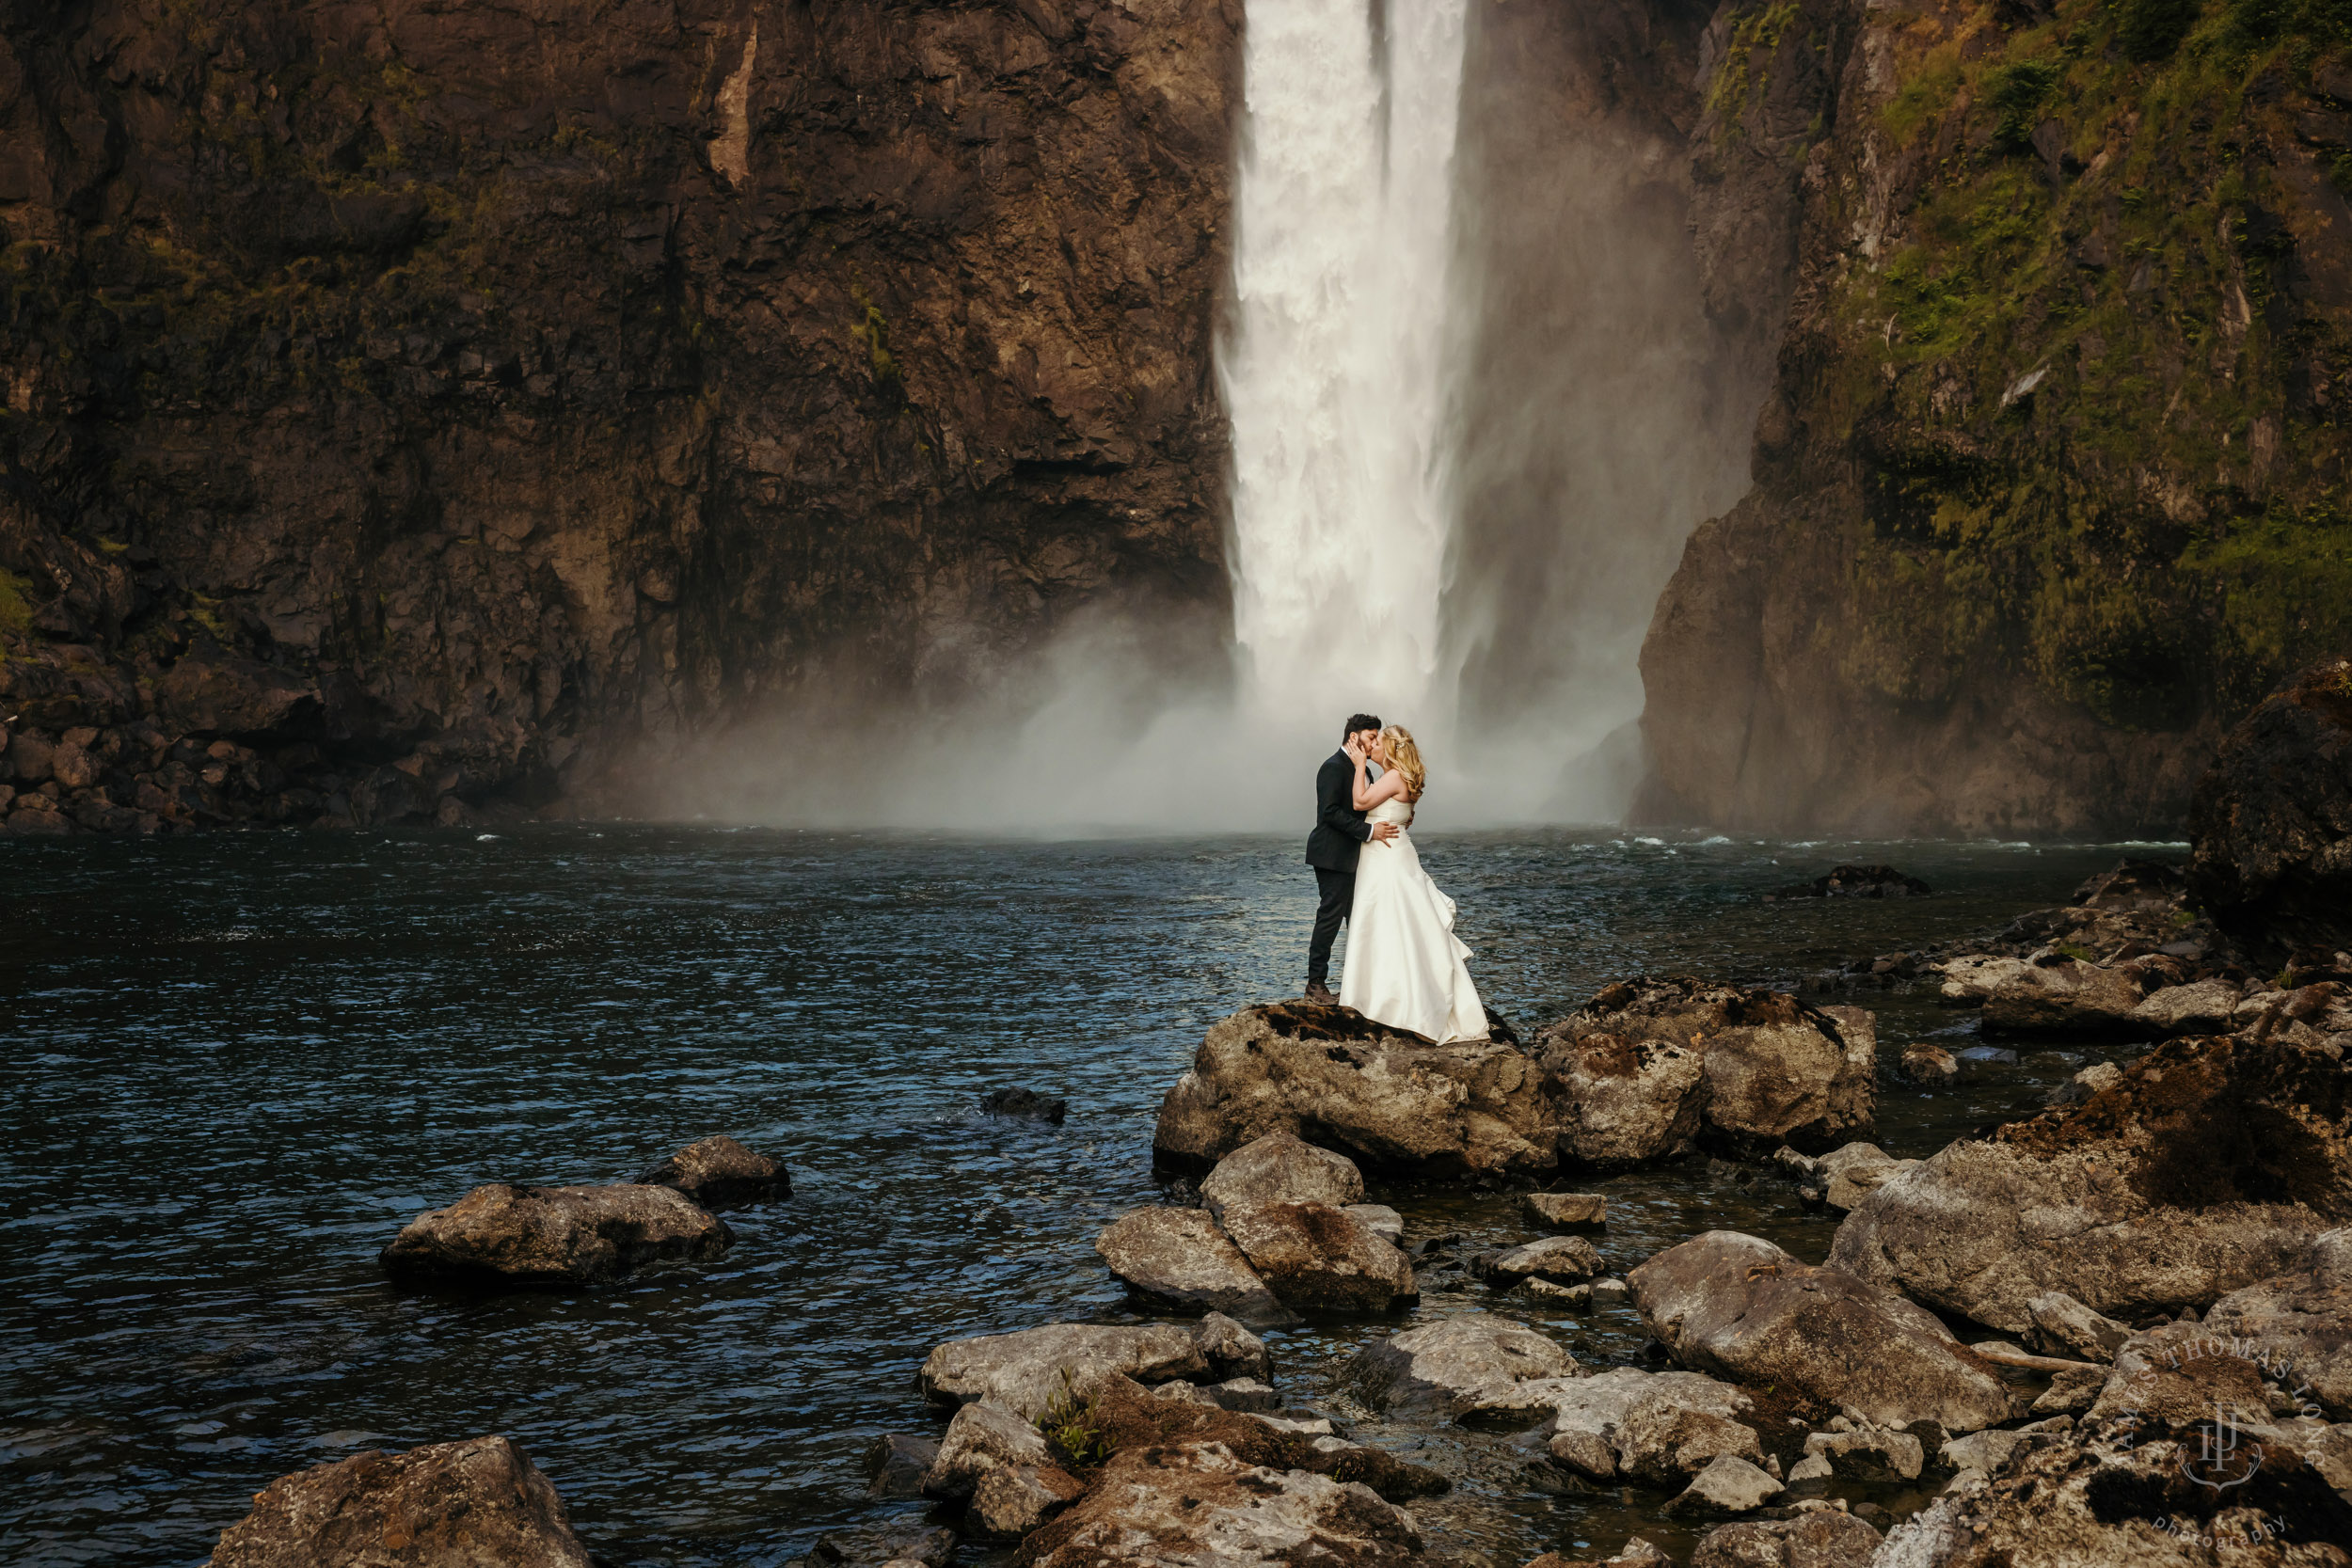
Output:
[1222, 0, 1470, 723]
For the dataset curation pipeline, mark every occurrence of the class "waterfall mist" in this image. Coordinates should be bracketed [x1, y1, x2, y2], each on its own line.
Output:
[648, 0, 1772, 835]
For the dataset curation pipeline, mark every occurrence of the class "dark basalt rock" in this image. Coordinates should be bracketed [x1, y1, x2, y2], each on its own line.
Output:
[1765, 864, 1931, 900]
[208, 1435, 590, 1567]
[2187, 656, 2352, 970]
[980, 1086, 1067, 1124]
[861, 1433, 939, 1500]
[637, 1133, 789, 1211]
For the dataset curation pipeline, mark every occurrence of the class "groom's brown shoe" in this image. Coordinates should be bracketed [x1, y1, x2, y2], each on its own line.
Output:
[1304, 981, 1337, 1005]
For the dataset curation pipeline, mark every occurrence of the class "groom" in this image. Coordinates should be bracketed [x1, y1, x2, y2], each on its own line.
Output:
[1303, 712, 1399, 1003]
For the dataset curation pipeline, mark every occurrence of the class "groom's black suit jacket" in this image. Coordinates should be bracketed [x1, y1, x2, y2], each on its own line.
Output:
[1305, 749, 1372, 873]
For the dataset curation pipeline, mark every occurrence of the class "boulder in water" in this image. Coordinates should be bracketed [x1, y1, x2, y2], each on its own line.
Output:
[1815, 1143, 1918, 1212]
[379, 1183, 732, 1287]
[1199, 1131, 1365, 1215]
[1828, 1031, 2352, 1334]
[920, 1400, 1083, 1539]
[2128, 976, 2242, 1036]
[1479, 1235, 1603, 1284]
[980, 1086, 1067, 1123]
[1528, 1366, 1757, 1484]
[1522, 1191, 1608, 1231]
[1629, 1231, 2015, 1433]
[1767, 863, 1931, 899]
[918, 1323, 1217, 1418]
[636, 1133, 789, 1211]
[2187, 655, 2352, 969]
[1153, 1002, 1561, 1181]
[1980, 958, 2152, 1037]
[207, 1435, 590, 1568]
[1661, 1454, 1782, 1516]
[863, 1433, 938, 1498]
[1216, 1200, 1416, 1313]
[1342, 1313, 1580, 1419]
[1689, 1513, 1882, 1568]
[1931, 954, 2033, 1006]
[1093, 1205, 1296, 1326]
[1534, 978, 1876, 1161]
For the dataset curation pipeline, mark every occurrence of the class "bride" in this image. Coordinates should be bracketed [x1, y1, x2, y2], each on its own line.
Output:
[1336, 724, 1489, 1044]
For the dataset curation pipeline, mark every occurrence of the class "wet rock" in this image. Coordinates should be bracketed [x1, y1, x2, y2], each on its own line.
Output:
[2072, 859, 2187, 913]
[2026, 1362, 2106, 1418]
[1534, 978, 1877, 1163]
[1524, 1191, 1609, 1230]
[979, 1086, 1067, 1124]
[1093, 1205, 1295, 1326]
[1199, 1131, 1365, 1215]
[1217, 1201, 1416, 1312]
[1663, 1454, 1782, 1517]
[1343, 1203, 1404, 1244]
[920, 1400, 1060, 1506]
[207, 1435, 590, 1567]
[970, 1460, 1085, 1540]
[635, 1134, 788, 1211]
[1525, 1277, 1592, 1305]
[1801, 1420, 1922, 1482]
[1205, 1376, 1279, 1413]
[808, 1525, 957, 1568]
[1899, 1043, 1959, 1085]
[1343, 1313, 1580, 1419]
[2023, 1291, 2131, 1362]
[1981, 958, 2151, 1037]
[2127, 976, 2243, 1037]
[919, 1323, 1215, 1418]
[1154, 1002, 1562, 1180]
[863, 1433, 938, 1498]
[378, 1183, 732, 1287]
[2188, 655, 2352, 969]
[1690, 1511, 1883, 1568]
[1830, 1032, 2352, 1334]
[1593, 1277, 1630, 1305]
[1937, 1426, 2026, 1478]
[1767, 864, 1931, 899]
[1480, 1235, 1604, 1284]
[1629, 1231, 2015, 1433]
[1933, 955, 2032, 1006]
[1533, 1367, 1765, 1485]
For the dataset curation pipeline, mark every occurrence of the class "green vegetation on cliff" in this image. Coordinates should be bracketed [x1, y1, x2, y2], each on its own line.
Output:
[1803, 0, 2351, 727]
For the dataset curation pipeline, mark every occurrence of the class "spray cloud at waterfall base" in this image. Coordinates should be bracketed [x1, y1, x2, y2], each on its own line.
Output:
[638, 0, 1770, 836]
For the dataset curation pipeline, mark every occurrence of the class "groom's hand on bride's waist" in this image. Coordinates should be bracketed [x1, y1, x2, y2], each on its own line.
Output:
[1370, 822, 1399, 844]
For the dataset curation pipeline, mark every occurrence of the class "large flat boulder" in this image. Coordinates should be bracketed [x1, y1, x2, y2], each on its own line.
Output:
[1343, 1313, 1581, 1419]
[1093, 1206, 1295, 1326]
[918, 1322, 1223, 1418]
[636, 1134, 789, 1211]
[207, 1436, 590, 1567]
[1153, 1002, 1562, 1181]
[1217, 1201, 1416, 1313]
[1629, 1231, 2015, 1433]
[1533, 978, 1875, 1163]
[378, 1183, 732, 1287]
[2188, 655, 2352, 969]
[1830, 1032, 2352, 1334]
[1980, 958, 2151, 1038]
[1199, 1131, 1365, 1214]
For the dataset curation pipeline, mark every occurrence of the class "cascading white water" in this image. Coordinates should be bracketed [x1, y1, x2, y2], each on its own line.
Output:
[1223, 0, 1470, 722]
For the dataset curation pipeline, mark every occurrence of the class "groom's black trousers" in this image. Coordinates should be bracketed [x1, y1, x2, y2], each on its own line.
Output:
[1307, 868, 1355, 988]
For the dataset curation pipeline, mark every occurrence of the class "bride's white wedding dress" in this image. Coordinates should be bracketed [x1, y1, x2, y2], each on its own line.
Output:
[1339, 796, 1488, 1044]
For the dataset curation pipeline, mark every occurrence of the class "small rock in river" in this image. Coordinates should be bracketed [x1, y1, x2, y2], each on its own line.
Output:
[1219, 1200, 1417, 1312]
[1343, 1313, 1577, 1419]
[1899, 1043, 1959, 1085]
[208, 1435, 590, 1568]
[1094, 1205, 1295, 1326]
[637, 1133, 789, 1211]
[1522, 1191, 1608, 1231]
[1478, 1235, 1602, 1284]
[1200, 1131, 1364, 1215]
[1663, 1454, 1783, 1516]
[380, 1183, 732, 1288]
[1343, 1202, 1404, 1244]
[980, 1086, 1067, 1123]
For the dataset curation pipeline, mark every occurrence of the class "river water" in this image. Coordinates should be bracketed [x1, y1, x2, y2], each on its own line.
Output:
[1, 829, 2167, 1566]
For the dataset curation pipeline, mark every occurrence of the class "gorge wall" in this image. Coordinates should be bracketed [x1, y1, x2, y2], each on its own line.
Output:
[1639, 0, 2352, 835]
[0, 0, 1237, 831]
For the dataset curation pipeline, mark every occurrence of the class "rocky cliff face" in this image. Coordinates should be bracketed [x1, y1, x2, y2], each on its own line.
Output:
[1640, 0, 2352, 835]
[0, 0, 1236, 832]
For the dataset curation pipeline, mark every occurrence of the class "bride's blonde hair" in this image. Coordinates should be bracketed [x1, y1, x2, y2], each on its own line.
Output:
[1381, 725, 1427, 800]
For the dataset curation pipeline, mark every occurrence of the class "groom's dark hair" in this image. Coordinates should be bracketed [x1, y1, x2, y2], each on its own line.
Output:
[1343, 712, 1383, 736]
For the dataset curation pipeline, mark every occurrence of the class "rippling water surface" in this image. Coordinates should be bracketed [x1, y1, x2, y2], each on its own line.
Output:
[2, 828, 2168, 1566]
